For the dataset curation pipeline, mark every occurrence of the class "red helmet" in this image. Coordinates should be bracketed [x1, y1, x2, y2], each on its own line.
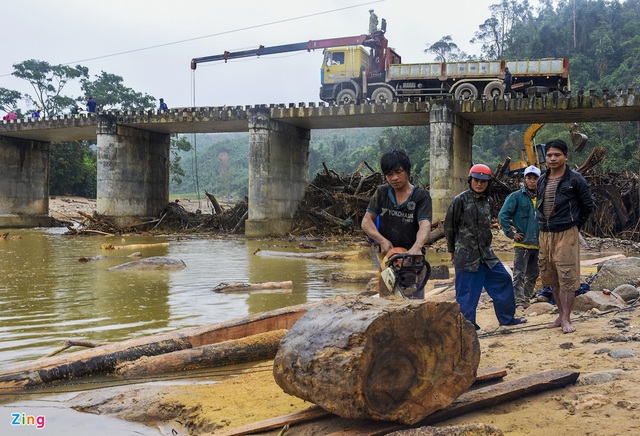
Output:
[469, 164, 492, 180]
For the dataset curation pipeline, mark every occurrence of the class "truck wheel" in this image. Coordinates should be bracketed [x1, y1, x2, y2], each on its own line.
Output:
[454, 83, 479, 100]
[371, 88, 394, 104]
[336, 89, 357, 105]
[484, 81, 504, 99]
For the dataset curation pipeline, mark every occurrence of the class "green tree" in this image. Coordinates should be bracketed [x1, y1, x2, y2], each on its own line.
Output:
[80, 71, 156, 111]
[49, 142, 97, 198]
[170, 135, 193, 185]
[0, 87, 22, 114]
[425, 35, 469, 62]
[12, 59, 88, 117]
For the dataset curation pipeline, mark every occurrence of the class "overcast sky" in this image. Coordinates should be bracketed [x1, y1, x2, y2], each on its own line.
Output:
[1, 0, 548, 111]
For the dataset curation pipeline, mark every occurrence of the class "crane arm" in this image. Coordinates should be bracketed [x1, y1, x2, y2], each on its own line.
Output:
[191, 35, 369, 69]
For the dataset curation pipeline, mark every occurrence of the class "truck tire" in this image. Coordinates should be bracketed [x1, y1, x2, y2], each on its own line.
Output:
[336, 89, 357, 105]
[371, 87, 394, 104]
[484, 81, 504, 99]
[454, 83, 479, 100]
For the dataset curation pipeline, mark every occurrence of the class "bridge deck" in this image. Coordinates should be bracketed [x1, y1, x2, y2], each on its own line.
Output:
[1, 90, 638, 142]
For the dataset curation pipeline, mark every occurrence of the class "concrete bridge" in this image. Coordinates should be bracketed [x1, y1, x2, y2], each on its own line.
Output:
[1, 89, 639, 235]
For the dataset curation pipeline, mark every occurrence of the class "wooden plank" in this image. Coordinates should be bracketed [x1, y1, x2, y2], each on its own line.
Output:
[326, 369, 579, 436]
[215, 367, 507, 436]
[214, 406, 328, 436]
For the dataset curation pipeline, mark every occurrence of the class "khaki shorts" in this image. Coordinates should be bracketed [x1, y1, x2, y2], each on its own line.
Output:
[539, 226, 581, 293]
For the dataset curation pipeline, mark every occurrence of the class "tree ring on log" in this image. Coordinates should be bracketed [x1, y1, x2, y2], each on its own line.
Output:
[273, 296, 481, 424]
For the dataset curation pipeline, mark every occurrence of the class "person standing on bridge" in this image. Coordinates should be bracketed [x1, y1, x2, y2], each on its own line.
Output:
[159, 98, 168, 111]
[445, 163, 526, 330]
[537, 139, 594, 334]
[87, 96, 97, 113]
[503, 67, 513, 97]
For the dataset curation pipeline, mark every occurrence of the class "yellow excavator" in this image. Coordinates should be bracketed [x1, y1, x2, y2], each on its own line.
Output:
[507, 123, 588, 176]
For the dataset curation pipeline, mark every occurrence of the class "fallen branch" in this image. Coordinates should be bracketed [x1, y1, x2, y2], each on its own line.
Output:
[213, 281, 293, 293]
[254, 249, 361, 261]
[40, 340, 107, 359]
[100, 242, 169, 250]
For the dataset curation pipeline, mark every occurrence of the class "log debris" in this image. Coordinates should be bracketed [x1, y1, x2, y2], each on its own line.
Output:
[0, 303, 313, 391]
[115, 330, 287, 377]
[273, 296, 480, 425]
[213, 281, 294, 293]
[254, 249, 362, 261]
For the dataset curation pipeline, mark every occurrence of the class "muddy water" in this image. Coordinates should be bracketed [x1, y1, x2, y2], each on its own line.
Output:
[0, 228, 391, 367]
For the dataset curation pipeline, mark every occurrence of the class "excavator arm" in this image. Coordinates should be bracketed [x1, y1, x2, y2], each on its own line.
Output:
[508, 123, 588, 176]
[523, 123, 545, 167]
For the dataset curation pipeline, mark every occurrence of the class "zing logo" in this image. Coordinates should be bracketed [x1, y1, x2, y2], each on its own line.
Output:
[11, 413, 45, 429]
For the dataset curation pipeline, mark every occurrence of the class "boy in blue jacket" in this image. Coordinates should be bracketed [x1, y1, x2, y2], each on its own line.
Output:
[499, 165, 541, 310]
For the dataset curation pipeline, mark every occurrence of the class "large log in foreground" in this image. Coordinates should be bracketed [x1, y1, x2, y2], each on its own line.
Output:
[273, 296, 480, 425]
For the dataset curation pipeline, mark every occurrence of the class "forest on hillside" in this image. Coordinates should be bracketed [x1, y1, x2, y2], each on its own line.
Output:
[2, 0, 640, 200]
[171, 0, 640, 200]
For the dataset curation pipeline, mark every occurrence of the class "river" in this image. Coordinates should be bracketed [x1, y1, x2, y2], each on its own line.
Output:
[0, 227, 389, 367]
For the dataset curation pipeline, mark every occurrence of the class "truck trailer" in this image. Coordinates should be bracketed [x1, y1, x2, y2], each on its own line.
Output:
[191, 19, 569, 104]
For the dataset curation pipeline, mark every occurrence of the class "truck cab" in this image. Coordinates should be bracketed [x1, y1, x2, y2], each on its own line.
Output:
[320, 46, 370, 104]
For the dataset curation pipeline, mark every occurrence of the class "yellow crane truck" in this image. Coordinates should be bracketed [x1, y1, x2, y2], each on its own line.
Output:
[191, 18, 570, 104]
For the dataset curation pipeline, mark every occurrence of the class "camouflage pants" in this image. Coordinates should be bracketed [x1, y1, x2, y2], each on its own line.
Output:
[513, 246, 540, 306]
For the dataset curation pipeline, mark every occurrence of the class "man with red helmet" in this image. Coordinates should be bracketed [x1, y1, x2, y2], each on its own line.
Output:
[444, 163, 525, 329]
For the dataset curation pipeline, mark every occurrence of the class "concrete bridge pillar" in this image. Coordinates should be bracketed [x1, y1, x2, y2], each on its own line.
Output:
[0, 136, 52, 227]
[429, 100, 474, 220]
[96, 116, 170, 227]
[245, 108, 310, 237]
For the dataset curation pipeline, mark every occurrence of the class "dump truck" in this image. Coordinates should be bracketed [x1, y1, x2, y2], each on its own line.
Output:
[191, 18, 570, 104]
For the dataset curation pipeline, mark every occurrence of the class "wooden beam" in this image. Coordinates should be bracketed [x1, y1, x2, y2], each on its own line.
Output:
[327, 369, 579, 436]
[214, 367, 507, 436]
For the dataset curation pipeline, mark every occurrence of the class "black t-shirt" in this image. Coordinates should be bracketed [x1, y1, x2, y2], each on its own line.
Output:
[366, 184, 432, 249]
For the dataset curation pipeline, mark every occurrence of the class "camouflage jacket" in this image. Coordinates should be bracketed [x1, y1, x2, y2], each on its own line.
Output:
[444, 189, 500, 272]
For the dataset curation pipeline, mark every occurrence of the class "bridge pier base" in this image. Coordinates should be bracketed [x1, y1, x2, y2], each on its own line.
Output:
[429, 100, 474, 220]
[245, 108, 310, 237]
[0, 137, 52, 228]
[96, 117, 170, 227]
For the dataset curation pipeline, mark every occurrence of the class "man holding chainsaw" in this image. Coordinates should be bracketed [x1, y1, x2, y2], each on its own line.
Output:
[445, 163, 526, 329]
[362, 150, 432, 298]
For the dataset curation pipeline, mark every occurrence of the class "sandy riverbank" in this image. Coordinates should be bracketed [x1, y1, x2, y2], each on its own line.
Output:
[34, 196, 640, 435]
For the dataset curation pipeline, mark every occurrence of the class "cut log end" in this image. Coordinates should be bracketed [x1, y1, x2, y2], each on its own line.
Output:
[273, 296, 480, 424]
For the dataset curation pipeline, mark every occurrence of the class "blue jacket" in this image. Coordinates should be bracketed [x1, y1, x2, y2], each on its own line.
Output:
[498, 187, 539, 247]
[537, 165, 595, 232]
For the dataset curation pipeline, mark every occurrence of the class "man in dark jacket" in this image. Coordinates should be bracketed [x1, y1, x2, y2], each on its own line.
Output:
[537, 139, 595, 334]
[499, 165, 541, 310]
[445, 163, 525, 330]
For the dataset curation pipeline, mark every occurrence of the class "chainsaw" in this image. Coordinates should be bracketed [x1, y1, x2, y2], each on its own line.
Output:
[380, 252, 431, 299]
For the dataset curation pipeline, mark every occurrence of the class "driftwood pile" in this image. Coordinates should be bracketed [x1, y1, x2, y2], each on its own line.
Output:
[290, 162, 385, 236]
[65, 198, 249, 236]
[62, 148, 640, 242]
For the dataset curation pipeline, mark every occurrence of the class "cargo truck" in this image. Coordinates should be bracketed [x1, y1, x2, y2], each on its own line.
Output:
[191, 19, 569, 104]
